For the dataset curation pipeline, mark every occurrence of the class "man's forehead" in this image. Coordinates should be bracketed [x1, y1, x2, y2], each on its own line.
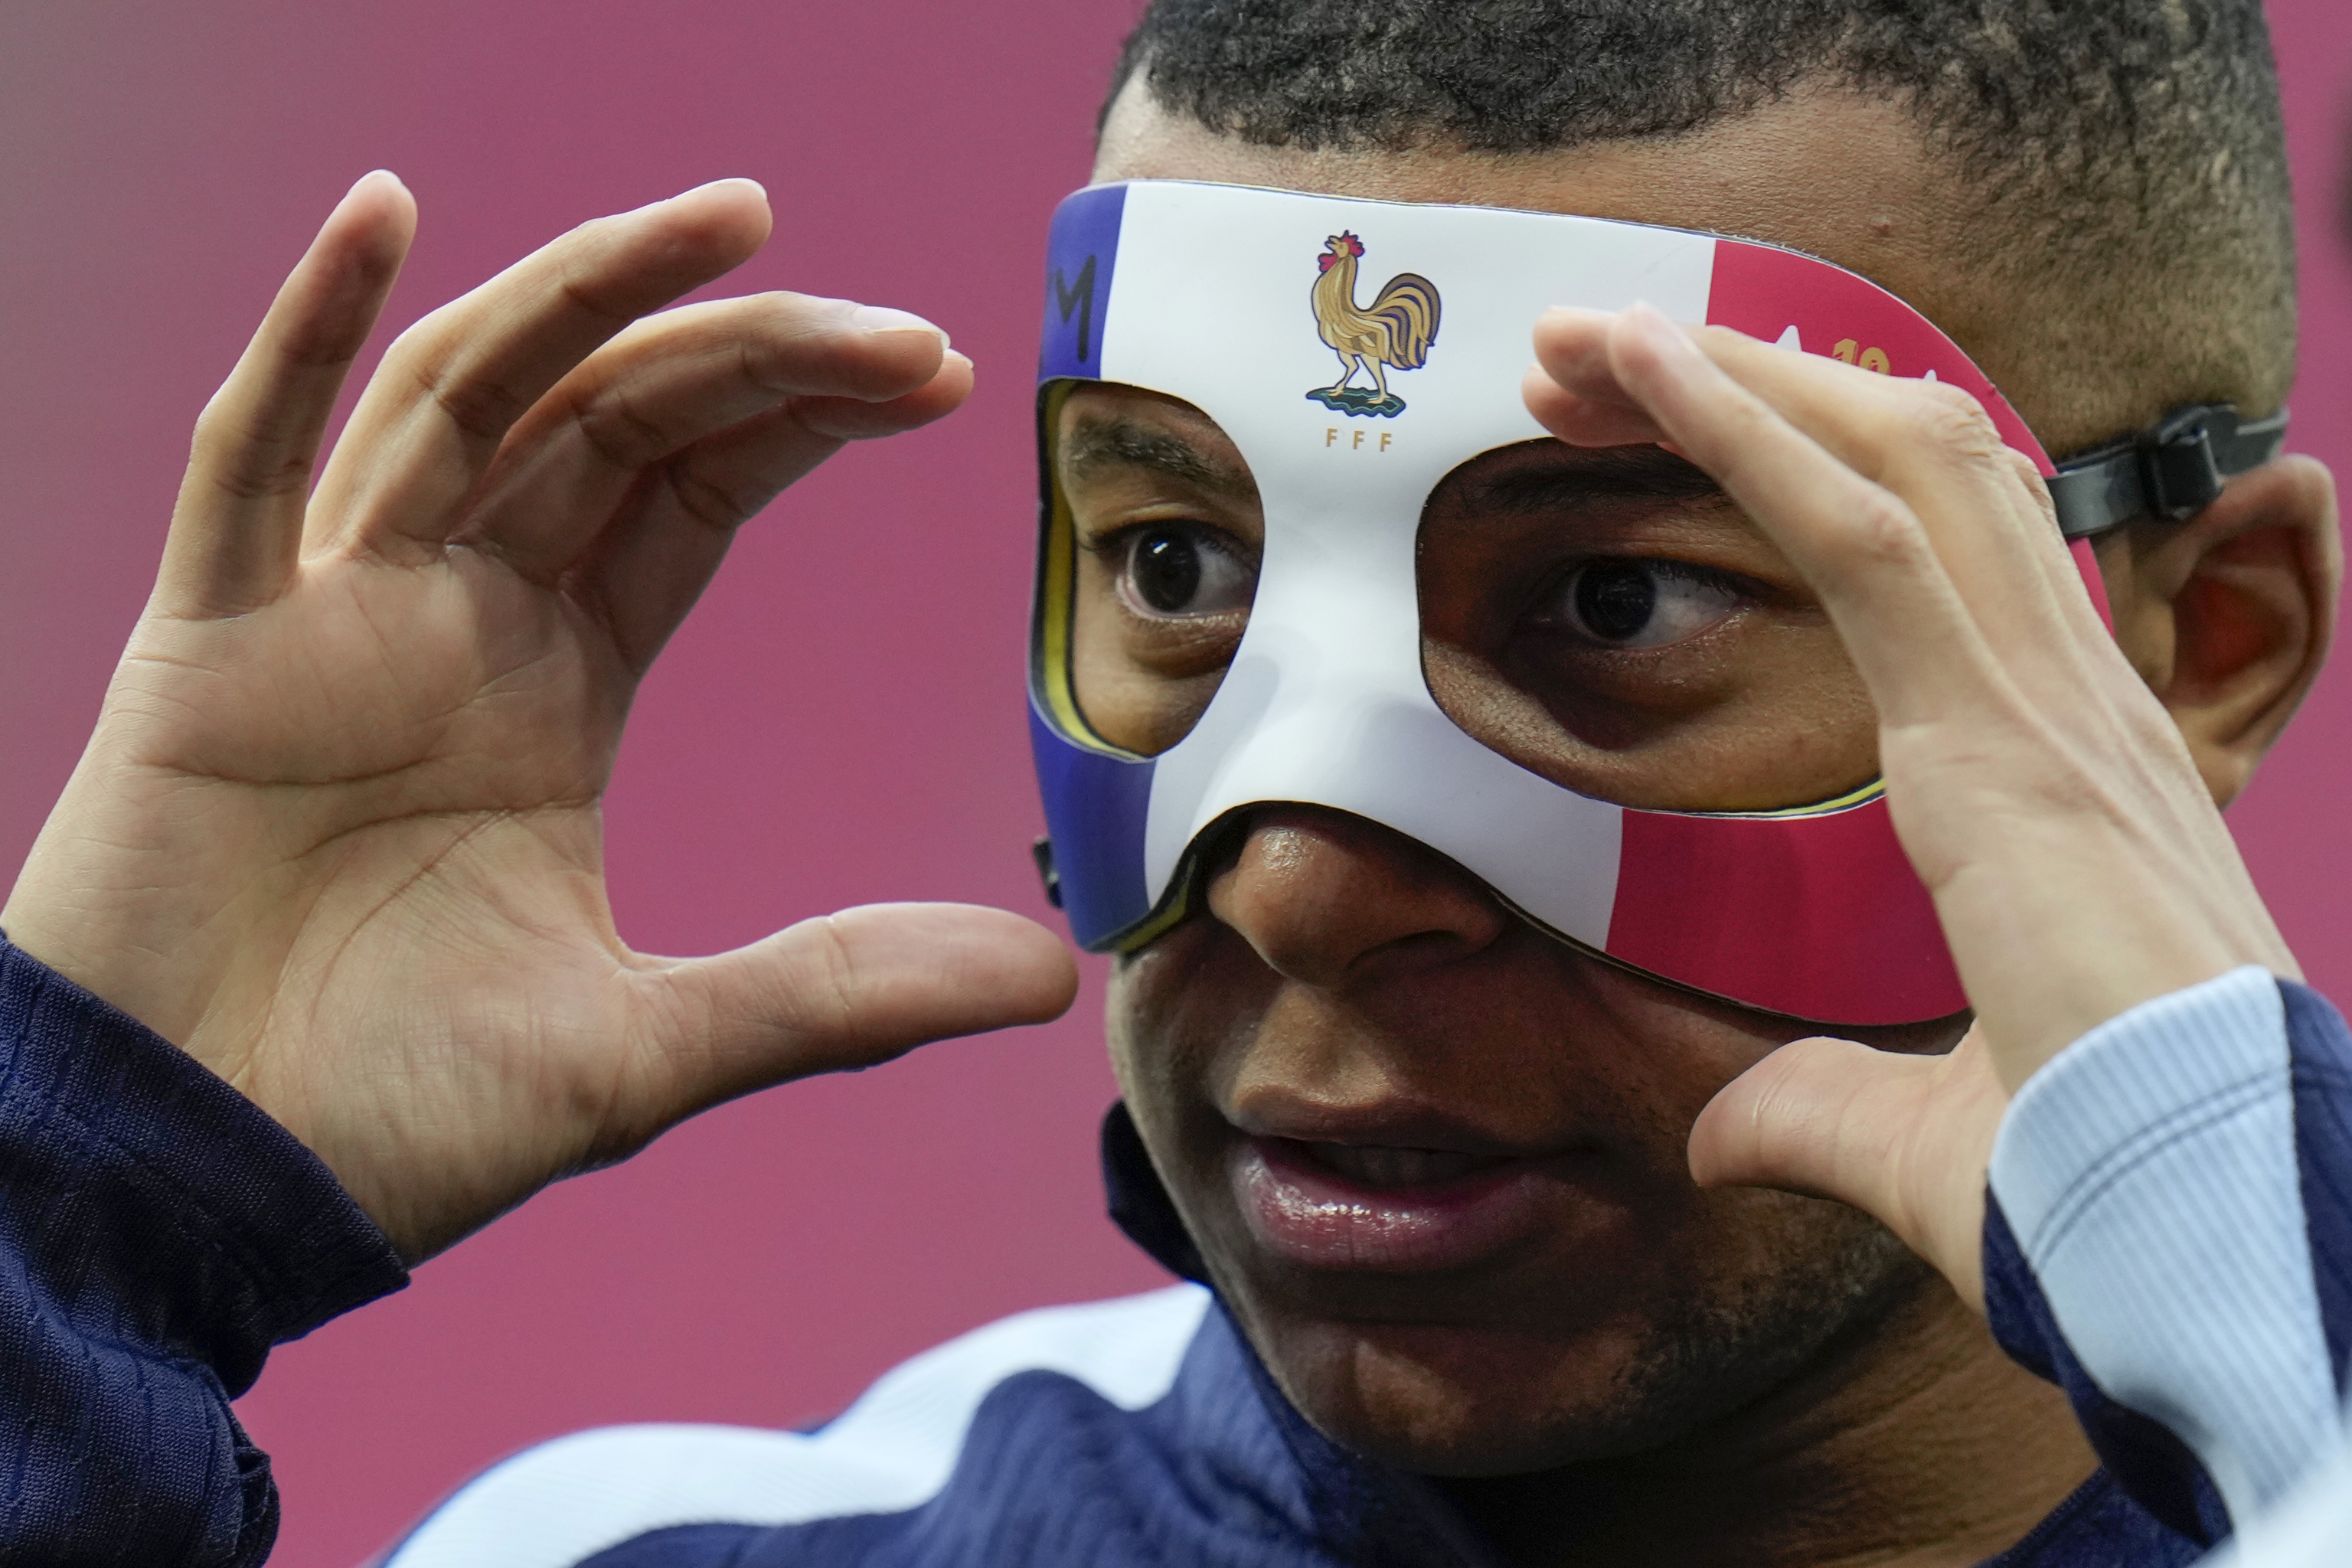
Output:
[1093, 78, 1961, 250]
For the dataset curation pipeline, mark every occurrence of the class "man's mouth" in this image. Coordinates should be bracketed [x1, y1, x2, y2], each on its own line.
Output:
[1298, 1142, 1504, 1188]
[1230, 1135, 1568, 1272]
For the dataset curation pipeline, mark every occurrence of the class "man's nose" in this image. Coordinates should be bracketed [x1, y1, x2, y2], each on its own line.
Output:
[1204, 805, 1508, 988]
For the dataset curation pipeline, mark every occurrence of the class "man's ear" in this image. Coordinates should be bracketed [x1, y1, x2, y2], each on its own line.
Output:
[2096, 454, 2341, 807]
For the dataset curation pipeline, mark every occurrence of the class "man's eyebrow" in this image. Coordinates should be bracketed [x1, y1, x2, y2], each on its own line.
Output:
[1462, 444, 1726, 514]
[1059, 416, 1255, 498]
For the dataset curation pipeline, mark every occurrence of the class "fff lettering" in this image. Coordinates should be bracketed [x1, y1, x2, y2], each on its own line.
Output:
[1325, 427, 1393, 450]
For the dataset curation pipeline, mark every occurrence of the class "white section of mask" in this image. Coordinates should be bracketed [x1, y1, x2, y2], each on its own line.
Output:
[1091, 182, 1717, 947]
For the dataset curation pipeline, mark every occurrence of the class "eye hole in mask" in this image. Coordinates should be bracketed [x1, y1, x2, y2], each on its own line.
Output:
[1040, 381, 1263, 759]
[1416, 439, 1883, 813]
[1040, 393, 1884, 814]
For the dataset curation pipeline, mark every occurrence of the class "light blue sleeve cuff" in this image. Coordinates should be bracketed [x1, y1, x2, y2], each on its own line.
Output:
[1988, 965, 2340, 1527]
[2194, 1416, 2352, 1568]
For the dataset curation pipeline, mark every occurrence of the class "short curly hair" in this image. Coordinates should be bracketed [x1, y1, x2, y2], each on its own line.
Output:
[1106, 0, 2297, 453]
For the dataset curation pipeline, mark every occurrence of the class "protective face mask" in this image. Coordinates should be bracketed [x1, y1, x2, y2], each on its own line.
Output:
[1025, 178, 2092, 1027]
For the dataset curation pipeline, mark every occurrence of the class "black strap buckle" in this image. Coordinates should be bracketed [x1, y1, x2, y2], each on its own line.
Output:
[2047, 403, 2288, 541]
[1031, 836, 1063, 909]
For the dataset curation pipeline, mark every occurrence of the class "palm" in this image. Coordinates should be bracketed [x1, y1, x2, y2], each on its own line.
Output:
[3, 175, 1073, 1260]
[87, 557, 625, 1246]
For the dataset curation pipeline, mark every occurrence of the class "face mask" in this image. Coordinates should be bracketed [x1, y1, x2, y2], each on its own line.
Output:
[1026, 178, 2089, 1026]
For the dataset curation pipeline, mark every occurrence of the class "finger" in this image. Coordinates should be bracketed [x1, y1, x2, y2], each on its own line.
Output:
[1599, 304, 1998, 729]
[1528, 306, 1668, 427]
[307, 178, 773, 560]
[572, 348, 975, 671]
[1686, 328, 2099, 671]
[1521, 361, 1670, 449]
[1689, 1032, 2005, 1312]
[157, 171, 416, 617]
[789, 345, 975, 439]
[461, 295, 953, 580]
[618, 903, 1080, 1138]
[1538, 307, 2089, 676]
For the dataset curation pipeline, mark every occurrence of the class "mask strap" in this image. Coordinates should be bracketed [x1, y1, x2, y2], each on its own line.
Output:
[2047, 403, 2289, 540]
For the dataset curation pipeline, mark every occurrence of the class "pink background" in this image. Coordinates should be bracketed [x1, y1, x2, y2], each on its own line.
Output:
[0, 5, 2344, 1563]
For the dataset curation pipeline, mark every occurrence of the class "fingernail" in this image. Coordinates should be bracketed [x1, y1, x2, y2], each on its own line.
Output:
[851, 304, 950, 347]
[658, 179, 766, 212]
[1624, 301, 1702, 359]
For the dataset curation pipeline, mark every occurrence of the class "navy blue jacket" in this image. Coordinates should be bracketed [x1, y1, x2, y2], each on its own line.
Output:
[0, 936, 2344, 1566]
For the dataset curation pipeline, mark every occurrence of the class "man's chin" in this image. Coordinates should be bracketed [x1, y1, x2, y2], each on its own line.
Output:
[1218, 1218, 1934, 1477]
[1242, 1311, 1740, 1475]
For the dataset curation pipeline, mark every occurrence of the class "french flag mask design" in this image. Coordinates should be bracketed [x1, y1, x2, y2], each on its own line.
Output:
[1030, 180, 2094, 1026]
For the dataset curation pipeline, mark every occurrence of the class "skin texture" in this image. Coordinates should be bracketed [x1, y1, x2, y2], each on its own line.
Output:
[1086, 83, 2338, 1566]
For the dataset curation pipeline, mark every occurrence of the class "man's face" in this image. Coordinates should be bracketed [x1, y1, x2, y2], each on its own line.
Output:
[1079, 87, 2018, 1475]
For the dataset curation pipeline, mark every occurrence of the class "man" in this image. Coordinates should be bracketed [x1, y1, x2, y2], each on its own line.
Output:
[0, 2, 2344, 1565]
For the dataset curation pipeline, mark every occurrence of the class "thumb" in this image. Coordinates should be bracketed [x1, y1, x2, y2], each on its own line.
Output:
[625, 901, 1080, 1130]
[1688, 1032, 2006, 1312]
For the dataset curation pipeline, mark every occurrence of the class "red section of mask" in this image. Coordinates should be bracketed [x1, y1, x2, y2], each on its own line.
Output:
[1702, 237, 2114, 627]
[1606, 795, 1966, 1027]
[1704, 238, 2048, 470]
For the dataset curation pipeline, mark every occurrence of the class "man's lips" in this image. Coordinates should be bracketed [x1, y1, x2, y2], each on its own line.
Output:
[1230, 1134, 1576, 1272]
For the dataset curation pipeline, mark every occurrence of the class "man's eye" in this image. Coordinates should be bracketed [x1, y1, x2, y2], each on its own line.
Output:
[1118, 526, 1256, 619]
[1535, 560, 1741, 648]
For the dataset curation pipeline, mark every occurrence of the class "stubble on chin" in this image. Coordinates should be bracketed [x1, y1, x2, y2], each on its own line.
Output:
[1560, 1200, 1930, 1464]
[1240, 1193, 1930, 1476]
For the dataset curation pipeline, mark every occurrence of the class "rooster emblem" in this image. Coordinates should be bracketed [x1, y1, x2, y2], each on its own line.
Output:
[1306, 232, 1441, 418]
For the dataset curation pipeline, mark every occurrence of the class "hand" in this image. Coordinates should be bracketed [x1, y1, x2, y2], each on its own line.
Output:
[0, 173, 1076, 1262]
[1522, 304, 2299, 1304]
